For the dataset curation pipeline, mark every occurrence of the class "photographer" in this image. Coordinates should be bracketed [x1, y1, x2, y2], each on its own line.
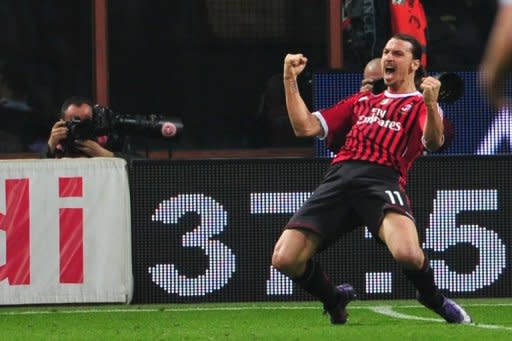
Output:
[44, 96, 141, 160]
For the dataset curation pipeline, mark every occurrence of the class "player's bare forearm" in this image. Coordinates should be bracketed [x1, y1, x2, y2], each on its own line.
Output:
[283, 79, 319, 137]
[482, 5, 512, 74]
[420, 76, 444, 151]
[423, 103, 444, 151]
[480, 5, 512, 106]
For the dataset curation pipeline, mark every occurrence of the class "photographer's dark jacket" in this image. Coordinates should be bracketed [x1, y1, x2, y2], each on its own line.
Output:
[42, 134, 143, 162]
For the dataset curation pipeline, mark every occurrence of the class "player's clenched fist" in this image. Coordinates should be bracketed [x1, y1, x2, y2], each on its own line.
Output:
[420, 76, 441, 106]
[283, 54, 308, 81]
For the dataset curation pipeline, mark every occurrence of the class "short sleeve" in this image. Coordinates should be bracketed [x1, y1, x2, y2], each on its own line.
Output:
[316, 93, 359, 140]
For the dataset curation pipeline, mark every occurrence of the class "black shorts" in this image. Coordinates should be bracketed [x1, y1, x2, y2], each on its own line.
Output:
[285, 161, 415, 249]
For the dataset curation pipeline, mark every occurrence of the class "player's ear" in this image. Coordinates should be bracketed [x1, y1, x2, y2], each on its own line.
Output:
[411, 59, 421, 72]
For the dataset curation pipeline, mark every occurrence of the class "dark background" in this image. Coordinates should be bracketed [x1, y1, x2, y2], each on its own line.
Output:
[0, 0, 498, 151]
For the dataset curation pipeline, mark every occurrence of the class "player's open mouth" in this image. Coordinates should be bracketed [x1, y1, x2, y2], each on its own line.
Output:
[384, 66, 396, 75]
[383, 66, 396, 83]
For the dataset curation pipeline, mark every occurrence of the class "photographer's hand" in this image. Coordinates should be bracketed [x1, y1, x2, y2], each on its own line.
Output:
[74, 139, 114, 157]
[48, 120, 68, 154]
[360, 78, 375, 92]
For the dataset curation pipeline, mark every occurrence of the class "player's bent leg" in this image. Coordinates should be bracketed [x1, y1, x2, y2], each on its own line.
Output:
[271, 228, 356, 325]
[271, 228, 319, 277]
[378, 211, 472, 324]
[378, 211, 424, 269]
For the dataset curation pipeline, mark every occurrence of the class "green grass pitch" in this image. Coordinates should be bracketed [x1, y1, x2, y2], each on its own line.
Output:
[0, 298, 511, 340]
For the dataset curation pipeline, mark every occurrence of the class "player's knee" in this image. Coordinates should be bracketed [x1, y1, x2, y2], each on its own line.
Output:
[271, 251, 300, 276]
[392, 247, 424, 269]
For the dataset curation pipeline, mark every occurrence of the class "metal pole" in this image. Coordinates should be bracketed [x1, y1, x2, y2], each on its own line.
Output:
[328, 0, 343, 69]
[92, 0, 109, 105]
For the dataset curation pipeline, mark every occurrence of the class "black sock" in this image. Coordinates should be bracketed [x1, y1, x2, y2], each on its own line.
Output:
[294, 260, 339, 308]
[403, 257, 444, 308]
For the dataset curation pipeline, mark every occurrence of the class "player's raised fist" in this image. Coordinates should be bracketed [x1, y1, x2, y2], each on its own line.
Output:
[420, 76, 441, 106]
[284, 54, 308, 80]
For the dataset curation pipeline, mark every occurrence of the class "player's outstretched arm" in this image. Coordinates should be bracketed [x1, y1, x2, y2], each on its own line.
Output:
[421, 76, 444, 151]
[283, 54, 323, 137]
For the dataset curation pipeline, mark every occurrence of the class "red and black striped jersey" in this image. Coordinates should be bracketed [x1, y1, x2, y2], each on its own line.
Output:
[313, 91, 442, 187]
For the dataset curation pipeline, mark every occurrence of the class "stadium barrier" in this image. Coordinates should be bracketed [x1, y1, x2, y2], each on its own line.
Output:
[1, 156, 510, 305]
[130, 156, 512, 303]
[0, 158, 133, 305]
